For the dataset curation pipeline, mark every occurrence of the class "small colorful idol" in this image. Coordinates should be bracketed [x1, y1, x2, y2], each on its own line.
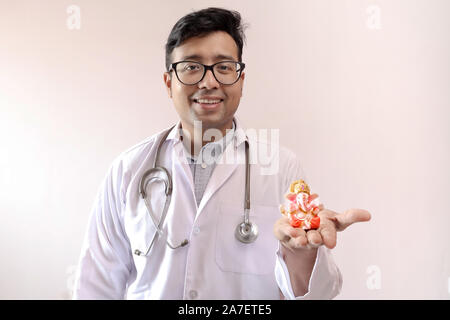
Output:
[279, 179, 322, 230]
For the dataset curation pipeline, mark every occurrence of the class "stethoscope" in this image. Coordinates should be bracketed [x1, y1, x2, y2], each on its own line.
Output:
[134, 125, 258, 257]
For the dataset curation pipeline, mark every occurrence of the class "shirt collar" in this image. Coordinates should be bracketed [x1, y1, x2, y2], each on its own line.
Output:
[166, 116, 248, 150]
[182, 120, 236, 162]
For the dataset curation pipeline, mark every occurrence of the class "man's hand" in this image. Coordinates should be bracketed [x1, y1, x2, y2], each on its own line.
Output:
[274, 207, 372, 252]
[274, 204, 371, 298]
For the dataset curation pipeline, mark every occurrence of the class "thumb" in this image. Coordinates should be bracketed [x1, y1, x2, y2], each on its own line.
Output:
[335, 208, 371, 231]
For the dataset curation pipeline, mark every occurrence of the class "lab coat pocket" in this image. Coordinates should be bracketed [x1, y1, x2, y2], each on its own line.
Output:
[215, 203, 279, 275]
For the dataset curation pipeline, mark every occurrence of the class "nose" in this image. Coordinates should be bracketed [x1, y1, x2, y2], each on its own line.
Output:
[198, 69, 220, 89]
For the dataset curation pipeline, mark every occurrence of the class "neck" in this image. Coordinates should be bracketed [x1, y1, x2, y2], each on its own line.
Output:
[180, 119, 234, 156]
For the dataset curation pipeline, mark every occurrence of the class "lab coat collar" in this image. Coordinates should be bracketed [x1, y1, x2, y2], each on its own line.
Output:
[232, 116, 248, 149]
[165, 121, 182, 142]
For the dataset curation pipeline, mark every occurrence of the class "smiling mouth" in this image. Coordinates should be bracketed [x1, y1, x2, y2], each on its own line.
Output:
[193, 98, 224, 104]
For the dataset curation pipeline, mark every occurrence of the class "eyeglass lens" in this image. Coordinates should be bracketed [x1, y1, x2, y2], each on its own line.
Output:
[175, 62, 242, 85]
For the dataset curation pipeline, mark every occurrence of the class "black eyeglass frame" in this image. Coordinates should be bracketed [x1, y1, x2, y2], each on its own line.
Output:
[169, 60, 246, 85]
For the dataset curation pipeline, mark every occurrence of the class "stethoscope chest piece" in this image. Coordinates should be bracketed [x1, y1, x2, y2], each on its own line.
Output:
[235, 221, 258, 244]
[234, 140, 258, 244]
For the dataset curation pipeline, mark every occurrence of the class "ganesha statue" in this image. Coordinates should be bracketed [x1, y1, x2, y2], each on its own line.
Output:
[279, 179, 322, 230]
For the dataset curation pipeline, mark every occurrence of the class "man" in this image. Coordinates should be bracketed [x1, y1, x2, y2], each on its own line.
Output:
[73, 7, 370, 300]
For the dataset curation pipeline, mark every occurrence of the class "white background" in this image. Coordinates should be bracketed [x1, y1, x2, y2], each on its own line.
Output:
[0, 0, 449, 299]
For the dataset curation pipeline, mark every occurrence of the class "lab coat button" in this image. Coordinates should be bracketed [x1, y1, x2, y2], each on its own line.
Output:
[201, 163, 207, 169]
[193, 226, 200, 235]
[189, 290, 198, 299]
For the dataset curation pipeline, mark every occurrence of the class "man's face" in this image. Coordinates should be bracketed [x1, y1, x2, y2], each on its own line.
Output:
[163, 31, 245, 133]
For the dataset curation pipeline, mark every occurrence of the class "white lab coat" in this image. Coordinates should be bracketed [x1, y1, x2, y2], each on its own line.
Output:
[73, 117, 342, 299]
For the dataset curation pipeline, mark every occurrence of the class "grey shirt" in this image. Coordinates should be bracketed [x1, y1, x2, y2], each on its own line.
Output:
[180, 120, 236, 207]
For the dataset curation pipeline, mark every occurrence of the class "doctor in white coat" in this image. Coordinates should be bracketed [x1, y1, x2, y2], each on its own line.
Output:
[73, 7, 371, 300]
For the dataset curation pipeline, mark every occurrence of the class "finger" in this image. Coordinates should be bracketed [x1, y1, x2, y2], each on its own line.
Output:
[287, 228, 308, 249]
[273, 216, 296, 242]
[335, 208, 371, 231]
[306, 229, 323, 248]
[318, 219, 337, 249]
[275, 215, 306, 237]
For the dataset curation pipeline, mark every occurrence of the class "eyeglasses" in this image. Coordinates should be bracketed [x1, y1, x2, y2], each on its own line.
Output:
[169, 61, 245, 85]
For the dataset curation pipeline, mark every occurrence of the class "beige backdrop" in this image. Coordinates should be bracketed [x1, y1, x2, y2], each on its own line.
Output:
[1, 0, 449, 299]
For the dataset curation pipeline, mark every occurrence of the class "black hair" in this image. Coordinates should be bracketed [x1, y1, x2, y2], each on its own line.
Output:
[165, 7, 247, 71]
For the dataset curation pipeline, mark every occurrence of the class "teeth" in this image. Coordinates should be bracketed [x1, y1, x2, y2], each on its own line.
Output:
[197, 99, 221, 104]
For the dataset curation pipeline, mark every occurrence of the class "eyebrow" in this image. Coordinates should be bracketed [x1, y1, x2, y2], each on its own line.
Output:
[180, 54, 237, 61]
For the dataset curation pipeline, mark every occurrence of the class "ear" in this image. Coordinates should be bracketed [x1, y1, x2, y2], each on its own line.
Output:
[163, 72, 172, 98]
[239, 72, 245, 97]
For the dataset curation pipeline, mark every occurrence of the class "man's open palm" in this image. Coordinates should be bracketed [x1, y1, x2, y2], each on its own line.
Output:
[274, 208, 372, 251]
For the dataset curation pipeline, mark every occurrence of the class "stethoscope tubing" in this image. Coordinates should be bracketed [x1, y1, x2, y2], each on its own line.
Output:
[135, 125, 256, 256]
